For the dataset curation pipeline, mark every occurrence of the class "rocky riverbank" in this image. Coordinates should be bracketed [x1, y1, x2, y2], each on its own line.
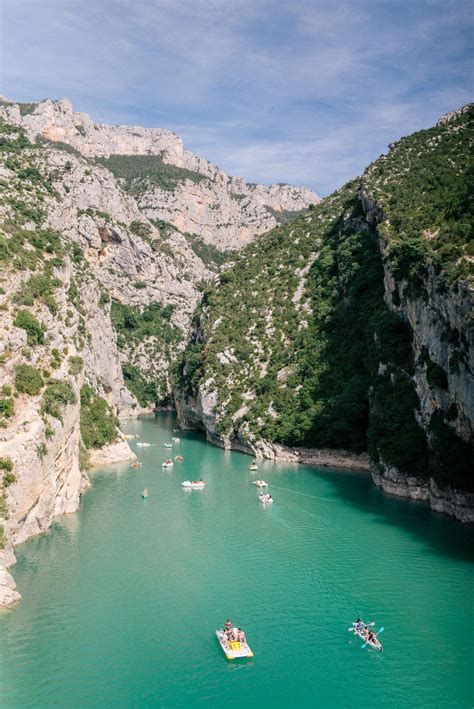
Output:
[371, 462, 474, 523]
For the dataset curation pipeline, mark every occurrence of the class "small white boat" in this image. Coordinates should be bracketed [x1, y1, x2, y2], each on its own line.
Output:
[253, 480, 268, 488]
[181, 480, 205, 489]
[136, 442, 151, 448]
[216, 629, 253, 660]
[164, 442, 172, 448]
[172, 437, 180, 443]
[258, 493, 273, 504]
[249, 461, 258, 471]
[162, 459, 174, 468]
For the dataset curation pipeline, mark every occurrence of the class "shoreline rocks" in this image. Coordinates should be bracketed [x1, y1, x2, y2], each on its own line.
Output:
[371, 462, 474, 524]
[0, 549, 21, 608]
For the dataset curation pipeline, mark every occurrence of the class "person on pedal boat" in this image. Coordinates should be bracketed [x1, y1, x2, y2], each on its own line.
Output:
[224, 619, 232, 632]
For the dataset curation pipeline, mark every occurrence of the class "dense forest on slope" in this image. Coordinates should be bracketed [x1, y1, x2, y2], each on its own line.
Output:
[176, 105, 473, 491]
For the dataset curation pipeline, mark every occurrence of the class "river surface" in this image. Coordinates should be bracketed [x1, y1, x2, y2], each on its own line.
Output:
[1, 413, 473, 708]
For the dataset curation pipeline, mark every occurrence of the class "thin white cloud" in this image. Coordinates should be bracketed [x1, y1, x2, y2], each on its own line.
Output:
[1, 0, 472, 193]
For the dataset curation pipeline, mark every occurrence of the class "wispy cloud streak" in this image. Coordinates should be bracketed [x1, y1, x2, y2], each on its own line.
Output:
[1, 0, 472, 193]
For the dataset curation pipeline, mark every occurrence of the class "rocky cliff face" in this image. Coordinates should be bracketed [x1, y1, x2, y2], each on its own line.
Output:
[0, 97, 320, 250]
[175, 105, 473, 522]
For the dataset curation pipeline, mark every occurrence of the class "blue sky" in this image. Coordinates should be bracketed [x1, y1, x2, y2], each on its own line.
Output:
[1, 0, 472, 194]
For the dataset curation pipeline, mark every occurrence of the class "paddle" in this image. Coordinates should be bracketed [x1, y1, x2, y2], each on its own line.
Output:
[348, 621, 375, 631]
[361, 627, 384, 649]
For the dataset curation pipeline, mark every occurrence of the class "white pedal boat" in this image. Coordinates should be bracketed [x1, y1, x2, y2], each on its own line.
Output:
[181, 480, 205, 489]
[249, 462, 258, 471]
[162, 459, 174, 468]
[172, 437, 180, 443]
[258, 493, 273, 503]
[216, 630, 253, 660]
[253, 480, 268, 488]
[136, 442, 151, 447]
[164, 442, 172, 448]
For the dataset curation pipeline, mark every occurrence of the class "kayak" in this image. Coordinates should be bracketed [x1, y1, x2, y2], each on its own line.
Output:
[215, 629, 253, 660]
[175, 455, 184, 462]
[351, 622, 383, 651]
[137, 442, 151, 447]
[181, 480, 205, 489]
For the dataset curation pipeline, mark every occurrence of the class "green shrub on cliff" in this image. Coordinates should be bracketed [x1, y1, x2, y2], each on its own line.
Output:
[15, 364, 43, 395]
[41, 380, 76, 421]
[14, 268, 60, 314]
[0, 524, 7, 548]
[80, 385, 119, 449]
[183, 233, 231, 269]
[13, 310, 45, 346]
[0, 397, 14, 419]
[3, 472, 16, 487]
[68, 356, 84, 376]
[122, 363, 158, 407]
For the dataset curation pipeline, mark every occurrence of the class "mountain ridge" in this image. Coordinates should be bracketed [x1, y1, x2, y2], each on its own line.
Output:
[0, 97, 320, 250]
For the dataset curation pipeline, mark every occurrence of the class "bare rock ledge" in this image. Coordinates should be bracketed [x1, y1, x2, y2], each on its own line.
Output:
[88, 439, 137, 467]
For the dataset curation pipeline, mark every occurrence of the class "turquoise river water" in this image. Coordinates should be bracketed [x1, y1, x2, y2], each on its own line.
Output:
[1, 413, 473, 708]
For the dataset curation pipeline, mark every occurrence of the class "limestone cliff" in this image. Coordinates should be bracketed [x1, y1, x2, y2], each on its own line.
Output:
[0, 97, 320, 250]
